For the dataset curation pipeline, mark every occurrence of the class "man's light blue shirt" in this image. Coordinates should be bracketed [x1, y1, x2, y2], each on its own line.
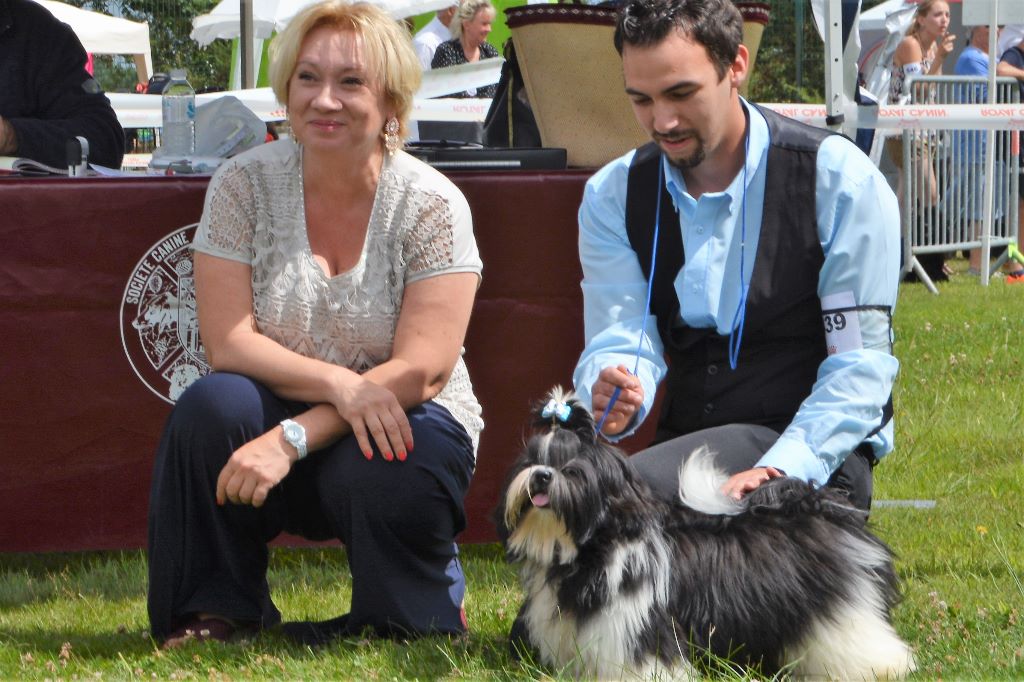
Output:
[573, 102, 901, 485]
[953, 45, 990, 161]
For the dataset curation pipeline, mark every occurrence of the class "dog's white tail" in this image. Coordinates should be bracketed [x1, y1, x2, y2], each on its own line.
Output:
[677, 446, 744, 516]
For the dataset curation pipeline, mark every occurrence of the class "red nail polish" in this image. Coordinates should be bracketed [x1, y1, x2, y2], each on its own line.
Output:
[397, 451, 407, 462]
[383, 451, 394, 462]
[364, 450, 373, 460]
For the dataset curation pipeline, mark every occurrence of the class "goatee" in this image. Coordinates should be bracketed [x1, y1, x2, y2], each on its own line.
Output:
[666, 146, 705, 170]
[655, 134, 705, 170]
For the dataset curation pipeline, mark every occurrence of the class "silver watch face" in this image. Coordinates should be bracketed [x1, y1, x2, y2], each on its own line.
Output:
[284, 422, 303, 442]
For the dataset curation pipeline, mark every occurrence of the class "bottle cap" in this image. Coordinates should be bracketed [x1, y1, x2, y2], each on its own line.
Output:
[170, 68, 187, 80]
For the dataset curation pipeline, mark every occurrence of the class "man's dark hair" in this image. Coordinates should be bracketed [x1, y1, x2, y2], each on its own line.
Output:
[613, 0, 743, 80]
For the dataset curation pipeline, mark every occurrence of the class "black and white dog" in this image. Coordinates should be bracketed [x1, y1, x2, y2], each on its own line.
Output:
[497, 389, 915, 680]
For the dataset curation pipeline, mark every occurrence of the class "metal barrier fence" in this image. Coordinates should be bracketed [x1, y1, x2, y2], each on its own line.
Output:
[898, 75, 1021, 291]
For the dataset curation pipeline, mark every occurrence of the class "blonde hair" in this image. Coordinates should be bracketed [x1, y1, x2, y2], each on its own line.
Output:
[906, 0, 948, 41]
[269, 1, 421, 139]
[449, 0, 495, 41]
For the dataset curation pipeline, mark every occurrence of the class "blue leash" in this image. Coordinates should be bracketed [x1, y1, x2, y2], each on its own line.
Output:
[594, 161, 663, 436]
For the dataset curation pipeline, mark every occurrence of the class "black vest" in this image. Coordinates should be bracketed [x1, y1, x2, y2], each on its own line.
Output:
[626, 105, 836, 444]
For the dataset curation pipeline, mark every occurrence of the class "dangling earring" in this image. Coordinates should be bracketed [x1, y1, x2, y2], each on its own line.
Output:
[383, 117, 400, 156]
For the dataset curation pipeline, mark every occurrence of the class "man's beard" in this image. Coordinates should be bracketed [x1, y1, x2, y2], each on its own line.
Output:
[655, 132, 706, 170]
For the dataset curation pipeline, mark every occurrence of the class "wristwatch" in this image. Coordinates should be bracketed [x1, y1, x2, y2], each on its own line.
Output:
[280, 419, 307, 459]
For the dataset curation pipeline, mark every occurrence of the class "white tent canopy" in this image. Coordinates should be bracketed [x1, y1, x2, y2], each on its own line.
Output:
[191, 0, 454, 46]
[858, 0, 913, 35]
[853, 0, 916, 107]
[30, 0, 153, 83]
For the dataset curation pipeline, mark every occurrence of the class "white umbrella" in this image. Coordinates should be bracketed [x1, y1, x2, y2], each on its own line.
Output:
[30, 0, 154, 81]
[191, 0, 455, 46]
[190, 0, 280, 46]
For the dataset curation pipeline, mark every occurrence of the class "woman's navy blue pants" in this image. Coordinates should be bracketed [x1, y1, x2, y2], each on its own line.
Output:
[147, 372, 476, 641]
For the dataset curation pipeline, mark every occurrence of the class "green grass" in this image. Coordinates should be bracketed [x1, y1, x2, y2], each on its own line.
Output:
[2, 259, 1023, 680]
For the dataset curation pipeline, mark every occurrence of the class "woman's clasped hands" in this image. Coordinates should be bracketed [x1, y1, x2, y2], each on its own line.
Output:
[216, 370, 415, 508]
[327, 370, 414, 463]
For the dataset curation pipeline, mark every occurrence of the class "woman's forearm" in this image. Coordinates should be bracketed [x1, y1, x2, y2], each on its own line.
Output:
[207, 328, 357, 405]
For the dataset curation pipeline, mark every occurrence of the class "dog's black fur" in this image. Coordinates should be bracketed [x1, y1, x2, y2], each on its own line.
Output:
[495, 390, 914, 679]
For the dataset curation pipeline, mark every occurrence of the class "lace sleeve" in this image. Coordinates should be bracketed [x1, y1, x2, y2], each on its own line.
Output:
[192, 163, 257, 264]
[404, 189, 482, 285]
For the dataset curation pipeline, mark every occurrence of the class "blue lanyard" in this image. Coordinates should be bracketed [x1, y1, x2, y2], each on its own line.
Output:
[595, 117, 755, 435]
[728, 125, 752, 371]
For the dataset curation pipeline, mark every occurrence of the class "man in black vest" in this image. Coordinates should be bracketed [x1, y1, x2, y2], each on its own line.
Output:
[572, 0, 900, 510]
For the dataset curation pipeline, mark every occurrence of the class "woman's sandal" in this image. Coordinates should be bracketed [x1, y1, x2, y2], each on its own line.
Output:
[162, 616, 245, 649]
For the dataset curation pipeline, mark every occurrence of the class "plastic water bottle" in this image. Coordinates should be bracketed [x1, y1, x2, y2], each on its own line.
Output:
[161, 69, 195, 157]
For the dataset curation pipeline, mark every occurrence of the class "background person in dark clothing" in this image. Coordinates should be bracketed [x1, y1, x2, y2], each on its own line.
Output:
[0, 0, 124, 169]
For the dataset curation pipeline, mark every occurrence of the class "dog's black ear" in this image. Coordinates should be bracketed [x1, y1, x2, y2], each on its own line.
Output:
[531, 386, 597, 441]
[491, 501, 513, 545]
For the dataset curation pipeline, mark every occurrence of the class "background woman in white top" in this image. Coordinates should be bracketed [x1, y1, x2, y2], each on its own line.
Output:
[889, 0, 955, 106]
[886, 0, 955, 279]
[147, 0, 484, 648]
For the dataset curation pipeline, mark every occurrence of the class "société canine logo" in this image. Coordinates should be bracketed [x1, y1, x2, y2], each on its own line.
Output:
[120, 224, 209, 403]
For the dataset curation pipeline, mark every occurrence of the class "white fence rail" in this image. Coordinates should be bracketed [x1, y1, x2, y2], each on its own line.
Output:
[896, 75, 1020, 291]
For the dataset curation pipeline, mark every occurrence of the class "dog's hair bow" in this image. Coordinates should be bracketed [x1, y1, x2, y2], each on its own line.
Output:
[541, 398, 572, 423]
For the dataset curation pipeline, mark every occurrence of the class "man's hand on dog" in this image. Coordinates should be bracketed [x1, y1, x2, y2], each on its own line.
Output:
[592, 365, 644, 435]
[721, 466, 784, 500]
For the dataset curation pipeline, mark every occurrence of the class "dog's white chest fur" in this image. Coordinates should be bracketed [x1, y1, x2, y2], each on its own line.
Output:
[520, 537, 696, 681]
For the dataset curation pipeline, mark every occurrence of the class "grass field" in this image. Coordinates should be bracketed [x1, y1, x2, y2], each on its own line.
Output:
[1, 260, 1022, 680]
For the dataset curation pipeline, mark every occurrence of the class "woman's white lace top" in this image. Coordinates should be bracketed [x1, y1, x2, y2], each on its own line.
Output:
[193, 140, 484, 453]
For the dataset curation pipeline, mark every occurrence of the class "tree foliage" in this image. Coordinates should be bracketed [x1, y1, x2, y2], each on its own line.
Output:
[747, 1, 824, 103]
[62, 0, 231, 92]
[747, 0, 892, 104]
[91, 54, 143, 92]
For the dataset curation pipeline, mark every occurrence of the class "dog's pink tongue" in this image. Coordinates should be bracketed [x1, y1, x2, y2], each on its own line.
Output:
[531, 493, 550, 507]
